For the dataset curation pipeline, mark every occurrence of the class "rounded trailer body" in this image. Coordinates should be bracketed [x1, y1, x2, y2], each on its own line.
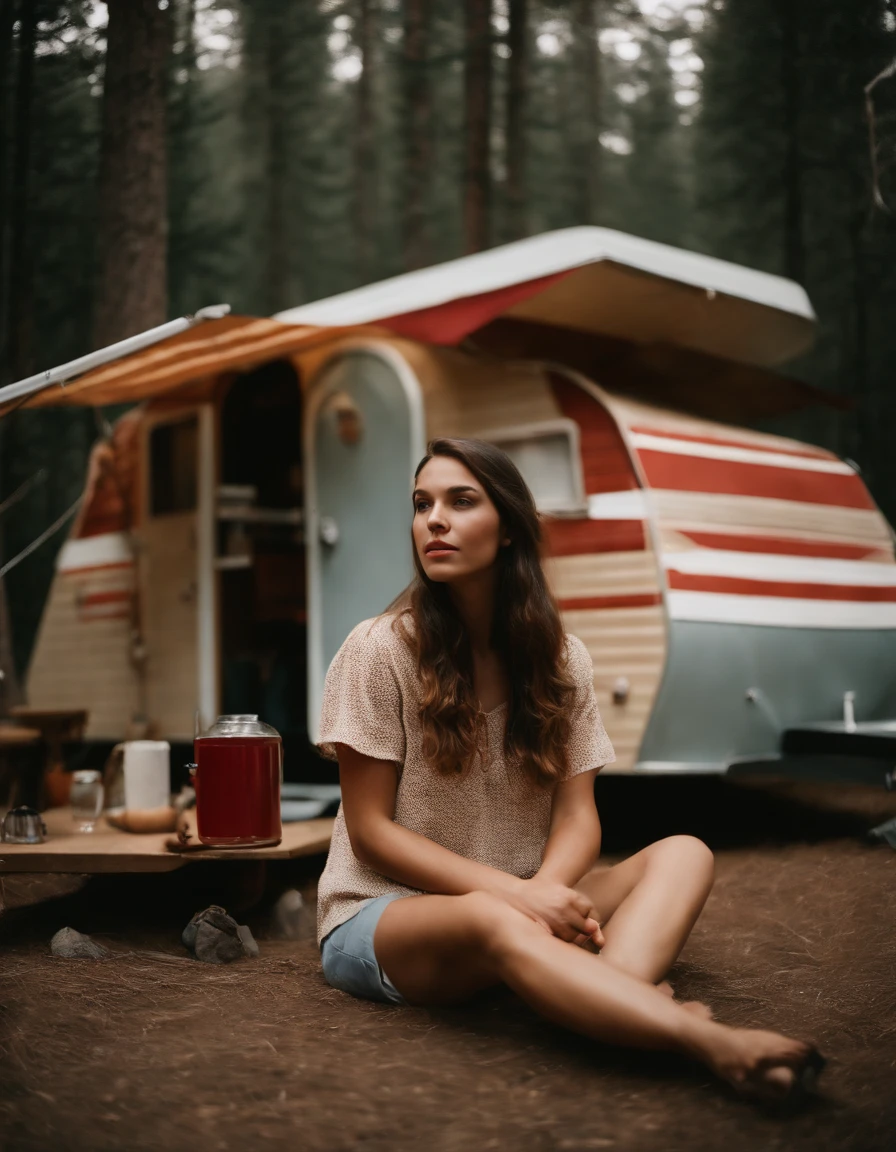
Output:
[300, 338, 896, 776]
[10, 227, 896, 781]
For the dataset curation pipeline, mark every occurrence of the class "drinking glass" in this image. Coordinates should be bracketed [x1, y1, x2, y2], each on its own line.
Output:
[70, 770, 104, 832]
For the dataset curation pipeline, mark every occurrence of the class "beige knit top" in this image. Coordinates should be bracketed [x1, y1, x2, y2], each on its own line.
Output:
[315, 613, 615, 945]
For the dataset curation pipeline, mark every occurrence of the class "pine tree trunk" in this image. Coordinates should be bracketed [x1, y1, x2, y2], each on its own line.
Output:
[463, 0, 492, 254]
[0, 0, 18, 384]
[779, 0, 804, 283]
[573, 0, 601, 225]
[402, 0, 431, 271]
[93, 0, 170, 350]
[7, 0, 36, 380]
[354, 0, 379, 282]
[265, 2, 288, 313]
[505, 0, 528, 240]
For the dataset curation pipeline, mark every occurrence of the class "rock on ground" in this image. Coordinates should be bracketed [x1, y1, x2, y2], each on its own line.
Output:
[182, 905, 259, 964]
[49, 927, 108, 960]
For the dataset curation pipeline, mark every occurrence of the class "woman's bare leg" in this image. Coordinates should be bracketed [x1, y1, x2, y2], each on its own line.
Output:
[575, 835, 715, 986]
[373, 890, 821, 1100]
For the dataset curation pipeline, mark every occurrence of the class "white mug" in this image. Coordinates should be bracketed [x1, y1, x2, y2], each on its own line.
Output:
[121, 740, 170, 811]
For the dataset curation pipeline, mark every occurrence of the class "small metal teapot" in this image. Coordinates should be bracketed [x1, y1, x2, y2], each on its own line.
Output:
[1, 805, 47, 844]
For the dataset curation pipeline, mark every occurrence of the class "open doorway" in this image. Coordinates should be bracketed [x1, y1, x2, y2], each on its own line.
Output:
[218, 359, 314, 778]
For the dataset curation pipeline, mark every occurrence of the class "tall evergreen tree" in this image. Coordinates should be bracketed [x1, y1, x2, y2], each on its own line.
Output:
[463, 0, 493, 252]
[354, 0, 379, 283]
[0, 0, 19, 384]
[402, 0, 432, 269]
[571, 0, 602, 223]
[93, 0, 170, 347]
[695, 0, 896, 519]
[6, 0, 36, 380]
[167, 0, 239, 317]
[622, 25, 693, 246]
[505, 0, 530, 239]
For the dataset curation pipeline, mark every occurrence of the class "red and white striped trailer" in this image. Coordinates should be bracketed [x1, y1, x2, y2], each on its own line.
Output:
[6, 228, 895, 782]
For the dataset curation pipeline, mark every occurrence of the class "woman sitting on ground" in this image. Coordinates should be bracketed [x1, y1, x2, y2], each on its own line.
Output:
[315, 437, 824, 1105]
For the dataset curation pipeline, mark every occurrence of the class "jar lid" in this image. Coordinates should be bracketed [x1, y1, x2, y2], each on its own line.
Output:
[198, 714, 280, 739]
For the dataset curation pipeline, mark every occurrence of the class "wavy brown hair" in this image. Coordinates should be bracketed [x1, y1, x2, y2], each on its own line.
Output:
[395, 437, 577, 787]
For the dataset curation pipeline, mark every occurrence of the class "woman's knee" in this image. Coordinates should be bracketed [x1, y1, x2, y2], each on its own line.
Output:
[455, 890, 539, 958]
[649, 835, 714, 883]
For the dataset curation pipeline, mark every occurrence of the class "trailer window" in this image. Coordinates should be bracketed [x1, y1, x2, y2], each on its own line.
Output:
[149, 416, 198, 515]
[483, 420, 585, 514]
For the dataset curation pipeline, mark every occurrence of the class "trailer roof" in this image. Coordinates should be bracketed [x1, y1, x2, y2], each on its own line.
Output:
[274, 227, 817, 368]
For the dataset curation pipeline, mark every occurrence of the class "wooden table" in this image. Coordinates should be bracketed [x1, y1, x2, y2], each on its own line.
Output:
[0, 807, 334, 874]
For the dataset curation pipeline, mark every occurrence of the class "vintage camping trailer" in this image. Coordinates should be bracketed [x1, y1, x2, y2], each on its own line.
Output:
[7, 227, 896, 782]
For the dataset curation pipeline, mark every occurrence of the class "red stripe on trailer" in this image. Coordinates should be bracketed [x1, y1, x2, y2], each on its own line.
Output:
[558, 593, 663, 611]
[636, 450, 875, 510]
[630, 425, 835, 461]
[548, 373, 639, 495]
[666, 571, 896, 602]
[80, 590, 132, 607]
[675, 531, 888, 561]
[61, 561, 134, 577]
[543, 518, 645, 557]
[378, 271, 571, 345]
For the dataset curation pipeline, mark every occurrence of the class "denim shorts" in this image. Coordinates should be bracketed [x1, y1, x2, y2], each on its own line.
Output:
[320, 894, 408, 1006]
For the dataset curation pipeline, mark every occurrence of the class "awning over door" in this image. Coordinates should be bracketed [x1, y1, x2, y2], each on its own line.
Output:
[0, 315, 357, 413]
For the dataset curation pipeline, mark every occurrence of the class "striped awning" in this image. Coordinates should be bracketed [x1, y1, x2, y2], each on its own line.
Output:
[2, 315, 360, 413]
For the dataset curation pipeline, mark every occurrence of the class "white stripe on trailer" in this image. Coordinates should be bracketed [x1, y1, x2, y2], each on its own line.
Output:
[629, 433, 853, 475]
[668, 591, 896, 629]
[662, 550, 896, 587]
[586, 490, 649, 519]
[57, 532, 133, 572]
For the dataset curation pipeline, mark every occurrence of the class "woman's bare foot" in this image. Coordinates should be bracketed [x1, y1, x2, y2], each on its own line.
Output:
[680, 1000, 714, 1020]
[687, 1022, 824, 1103]
[657, 981, 712, 1019]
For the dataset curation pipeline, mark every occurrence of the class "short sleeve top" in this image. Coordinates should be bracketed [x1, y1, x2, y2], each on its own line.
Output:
[315, 613, 615, 944]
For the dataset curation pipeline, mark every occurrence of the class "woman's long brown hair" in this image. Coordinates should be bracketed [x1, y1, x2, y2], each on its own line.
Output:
[395, 437, 577, 787]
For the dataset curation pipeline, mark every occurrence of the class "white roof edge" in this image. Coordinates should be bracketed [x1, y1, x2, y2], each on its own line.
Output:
[273, 227, 816, 328]
[0, 304, 232, 408]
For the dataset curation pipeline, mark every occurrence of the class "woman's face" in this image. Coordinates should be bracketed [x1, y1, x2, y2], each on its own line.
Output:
[412, 456, 507, 584]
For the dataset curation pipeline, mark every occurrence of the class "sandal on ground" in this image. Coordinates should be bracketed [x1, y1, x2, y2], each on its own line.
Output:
[733, 1047, 827, 1111]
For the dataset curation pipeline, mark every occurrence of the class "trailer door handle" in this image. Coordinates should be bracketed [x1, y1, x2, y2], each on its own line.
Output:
[319, 516, 340, 547]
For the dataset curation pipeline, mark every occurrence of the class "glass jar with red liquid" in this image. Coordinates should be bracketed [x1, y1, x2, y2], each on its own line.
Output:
[192, 715, 282, 847]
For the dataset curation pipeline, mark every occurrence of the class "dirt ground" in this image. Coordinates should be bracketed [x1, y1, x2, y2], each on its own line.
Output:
[1, 775, 895, 1152]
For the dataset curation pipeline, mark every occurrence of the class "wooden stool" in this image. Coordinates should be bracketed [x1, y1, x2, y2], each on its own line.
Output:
[0, 724, 44, 809]
[8, 708, 89, 807]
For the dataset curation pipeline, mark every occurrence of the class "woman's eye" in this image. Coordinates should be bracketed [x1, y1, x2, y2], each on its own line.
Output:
[455, 497, 472, 507]
[414, 501, 429, 512]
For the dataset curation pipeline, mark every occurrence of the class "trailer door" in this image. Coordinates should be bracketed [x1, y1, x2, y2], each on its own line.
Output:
[305, 348, 425, 742]
[139, 405, 217, 740]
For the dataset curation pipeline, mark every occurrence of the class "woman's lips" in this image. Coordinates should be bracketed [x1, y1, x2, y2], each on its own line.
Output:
[424, 542, 458, 556]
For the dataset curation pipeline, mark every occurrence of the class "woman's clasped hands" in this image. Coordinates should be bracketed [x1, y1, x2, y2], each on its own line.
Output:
[505, 877, 605, 949]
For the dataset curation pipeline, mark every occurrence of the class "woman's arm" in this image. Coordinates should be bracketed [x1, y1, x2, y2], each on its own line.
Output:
[338, 744, 602, 942]
[535, 769, 601, 887]
[338, 743, 524, 900]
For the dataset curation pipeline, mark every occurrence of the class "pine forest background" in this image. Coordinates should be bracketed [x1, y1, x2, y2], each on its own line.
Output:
[1, 0, 895, 683]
